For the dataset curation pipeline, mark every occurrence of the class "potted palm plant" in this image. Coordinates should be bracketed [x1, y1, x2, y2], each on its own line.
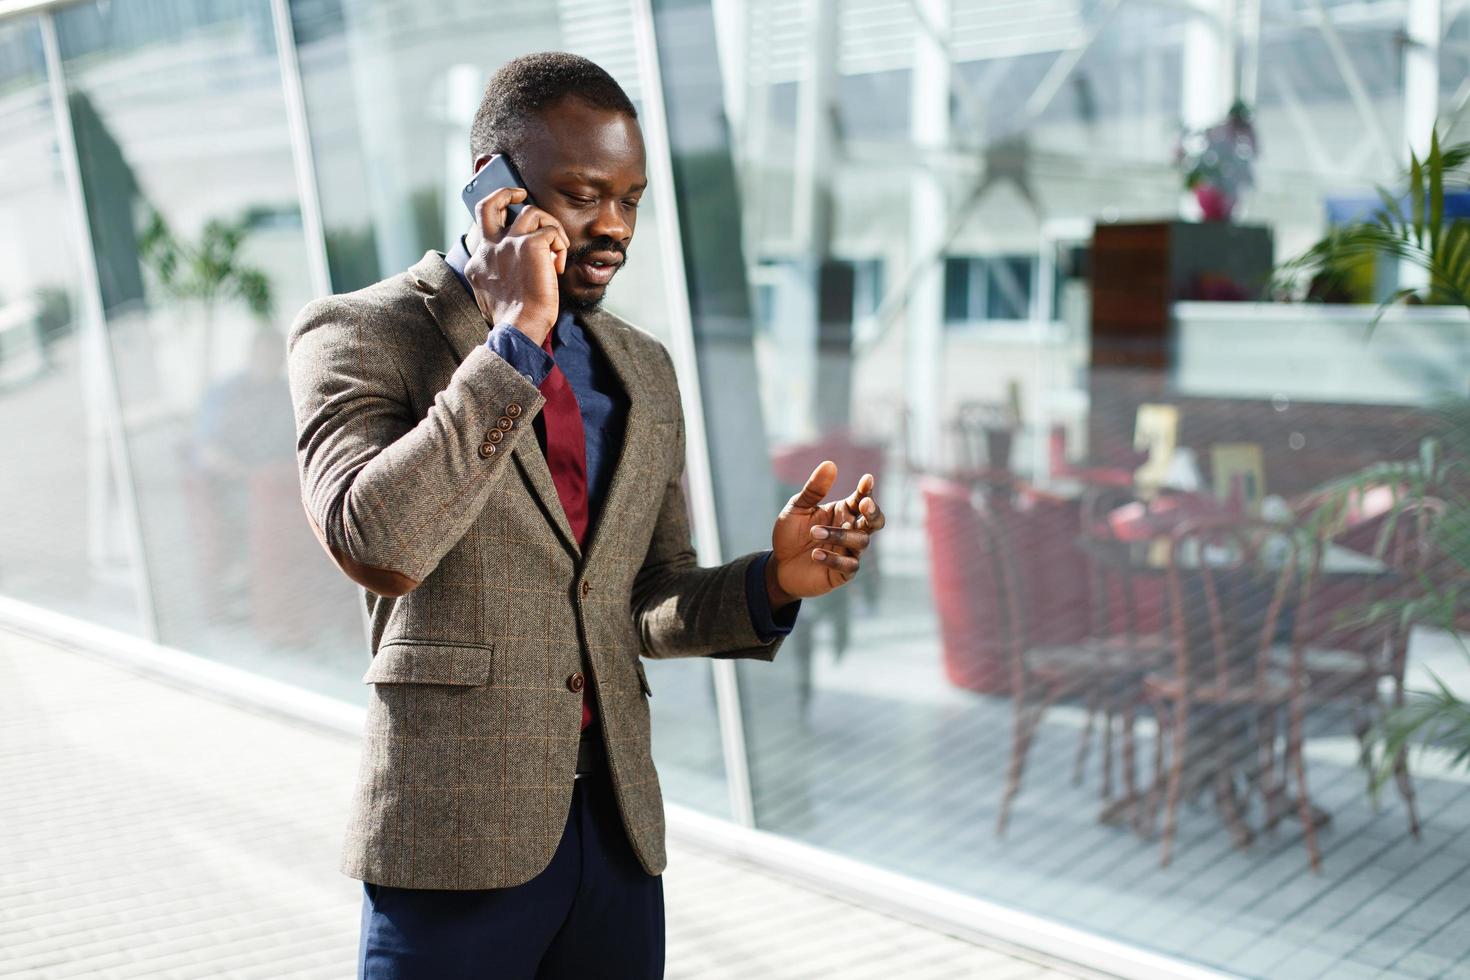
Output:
[1279, 129, 1470, 796]
[137, 206, 273, 385]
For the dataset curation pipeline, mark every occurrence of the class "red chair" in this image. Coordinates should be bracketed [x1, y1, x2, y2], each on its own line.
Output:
[922, 477, 1010, 694]
[921, 477, 1161, 833]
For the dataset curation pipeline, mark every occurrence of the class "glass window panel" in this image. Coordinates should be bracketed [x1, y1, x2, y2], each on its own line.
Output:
[943, 256, 970, 322]
[0, 16, 143, 634]
[688, 0, 1470, 976]
[985, 256, 1031, 320]
[52, 0, 367, 699]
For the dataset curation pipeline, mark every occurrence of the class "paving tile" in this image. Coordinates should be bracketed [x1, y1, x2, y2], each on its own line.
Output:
[0, 630, 1088, 980]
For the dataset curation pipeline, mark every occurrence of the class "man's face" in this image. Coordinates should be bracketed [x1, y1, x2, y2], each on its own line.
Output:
[474, 97, 646, 314]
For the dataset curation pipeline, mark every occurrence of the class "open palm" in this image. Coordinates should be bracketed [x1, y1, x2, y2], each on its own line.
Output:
[770, 461, 885, 599]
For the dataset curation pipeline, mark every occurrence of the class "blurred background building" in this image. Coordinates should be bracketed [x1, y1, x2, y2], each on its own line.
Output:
[1, 0, 1468, 977]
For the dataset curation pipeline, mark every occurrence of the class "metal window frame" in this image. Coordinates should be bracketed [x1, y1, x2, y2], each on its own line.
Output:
[629, 0, 758, 830]
[38, 9, 159, 642]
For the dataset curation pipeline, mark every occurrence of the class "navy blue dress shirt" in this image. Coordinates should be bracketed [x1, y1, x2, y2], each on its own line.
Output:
[443, 236, 797, 641]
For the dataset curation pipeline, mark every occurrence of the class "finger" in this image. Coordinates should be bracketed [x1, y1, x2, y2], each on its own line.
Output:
[856, 495, 886, 533]
[813, 523, 856, 556]
[812, 548, 860, 576]
[810, 526, 870, 553]
[844, 472, 876, 512]
[815, 504, 853, 556]
[475, 186, 529, 240]
[508, 203, 570, 244]
[790, 460, 837, 510]
[527, 226, 569, 275]
[821, 503, 857, 556]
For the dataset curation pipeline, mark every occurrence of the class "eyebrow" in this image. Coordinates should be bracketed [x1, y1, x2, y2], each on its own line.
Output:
[561, 170, 648, 193]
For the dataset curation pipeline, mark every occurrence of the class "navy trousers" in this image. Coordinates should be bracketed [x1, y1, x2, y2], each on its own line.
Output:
[357, 769, 665, 979]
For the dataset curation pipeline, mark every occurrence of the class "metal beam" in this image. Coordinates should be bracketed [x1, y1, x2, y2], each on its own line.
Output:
[1238, 0, 1263, 106]
[907, 0, 950, 468]
[1182, 0, 1238, 131]
[1025, 0, 1125, 122]
[269, 0, 332, 301]
[0, 0, 74, 19]
[1267, 63, 1335, 175]
[1404, 0, 1442, 156]
[1308, 0, 1399, 173]
[630, 0, 757, 830]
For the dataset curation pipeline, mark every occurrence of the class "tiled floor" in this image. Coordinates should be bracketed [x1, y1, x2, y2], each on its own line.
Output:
[641, 519, 1470, 980]
[0, 629, 1082, 980]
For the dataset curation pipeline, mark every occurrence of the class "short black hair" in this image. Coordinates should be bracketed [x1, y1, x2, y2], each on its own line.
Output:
[470, 52, 638, 161]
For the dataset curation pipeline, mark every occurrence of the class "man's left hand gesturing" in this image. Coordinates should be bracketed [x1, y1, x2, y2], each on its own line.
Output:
[765, 460, 886, 607]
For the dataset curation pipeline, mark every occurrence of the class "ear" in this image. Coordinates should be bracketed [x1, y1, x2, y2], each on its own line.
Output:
[472, 153, 491, 175]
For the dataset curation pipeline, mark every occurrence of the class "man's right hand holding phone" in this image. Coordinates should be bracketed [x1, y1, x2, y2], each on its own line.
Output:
[463, 186, 569, 347]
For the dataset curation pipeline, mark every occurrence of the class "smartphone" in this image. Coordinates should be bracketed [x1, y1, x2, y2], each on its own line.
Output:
[461, 154, 530, 225]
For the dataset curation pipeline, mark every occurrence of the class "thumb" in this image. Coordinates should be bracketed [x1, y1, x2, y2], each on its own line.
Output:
[791, 460, 837, 510]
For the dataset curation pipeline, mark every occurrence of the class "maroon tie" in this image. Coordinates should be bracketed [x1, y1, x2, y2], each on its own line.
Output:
[538, 325, 593, 731]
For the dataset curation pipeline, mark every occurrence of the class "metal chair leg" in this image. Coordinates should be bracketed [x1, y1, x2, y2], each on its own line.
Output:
[1073, 689, 1099, 786]
[998, 690, 1036, 837]
[1291, 697, 1322, 872]
[1160, 699, 1189, 867]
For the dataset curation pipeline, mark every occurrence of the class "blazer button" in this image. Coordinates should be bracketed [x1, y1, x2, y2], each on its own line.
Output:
[506, 403, 522, 418]
[478, 442, 497, 458]
[581, 580, 592, 598]
[496, 417, 513, 431]
[567, 671, 585, 693]
[488, 428, 504, 444]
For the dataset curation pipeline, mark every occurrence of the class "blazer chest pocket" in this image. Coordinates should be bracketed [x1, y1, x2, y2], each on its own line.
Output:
[634, 660, 652, 698]
[362, 641, 495, 685]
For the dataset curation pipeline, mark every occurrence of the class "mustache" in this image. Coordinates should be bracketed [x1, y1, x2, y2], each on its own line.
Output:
[568, 238, 627, 263]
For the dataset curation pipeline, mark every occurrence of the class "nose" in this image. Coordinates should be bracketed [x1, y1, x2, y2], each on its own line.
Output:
[587, 199, 631, 244]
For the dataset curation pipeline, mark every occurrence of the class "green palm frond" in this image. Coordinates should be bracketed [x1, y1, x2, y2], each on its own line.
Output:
[1272, 129, 1470, 323]
[135, 206, 274, 320]
[1367, 667, 1470, 801]
[1278, 130, 1470, 792]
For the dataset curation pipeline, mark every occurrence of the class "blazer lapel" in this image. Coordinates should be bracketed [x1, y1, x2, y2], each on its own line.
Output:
[413, 251, 485, 364]
[412, 251, 582, 559]
[578, 309, 655, 566]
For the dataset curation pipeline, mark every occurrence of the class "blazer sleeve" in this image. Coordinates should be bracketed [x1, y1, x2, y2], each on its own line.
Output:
[286, 294, 545, 595]
[629, 345, 785, 662]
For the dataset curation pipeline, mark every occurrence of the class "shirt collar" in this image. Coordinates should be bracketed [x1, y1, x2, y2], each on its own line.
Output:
[443, 234, 586, 352]
[444, 233, 472, 290]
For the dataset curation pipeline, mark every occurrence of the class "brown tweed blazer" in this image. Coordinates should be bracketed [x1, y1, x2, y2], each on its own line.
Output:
[286, 250, 785, 890]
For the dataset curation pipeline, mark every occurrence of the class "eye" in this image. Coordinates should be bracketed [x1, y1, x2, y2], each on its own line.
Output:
[623, 199, 641, 210]
[563, 193, 595, 206]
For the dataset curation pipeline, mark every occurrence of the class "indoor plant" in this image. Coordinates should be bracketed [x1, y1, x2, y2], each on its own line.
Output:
[1280, 128, 1470, 794]
[137, 206, 273, 383]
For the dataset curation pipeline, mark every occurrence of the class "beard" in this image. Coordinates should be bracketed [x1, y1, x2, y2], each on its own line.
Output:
[559, 236, 627, 314]
[561, 283, 606, 314]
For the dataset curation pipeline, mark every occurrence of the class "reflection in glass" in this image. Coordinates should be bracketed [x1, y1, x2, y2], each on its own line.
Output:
[683, 0, 1470, 976]
[52, 0, 365, 698]
[0, 16, 142, 633]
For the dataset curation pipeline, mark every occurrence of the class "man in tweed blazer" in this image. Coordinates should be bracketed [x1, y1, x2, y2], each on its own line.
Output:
[287, 53, 884, 978]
